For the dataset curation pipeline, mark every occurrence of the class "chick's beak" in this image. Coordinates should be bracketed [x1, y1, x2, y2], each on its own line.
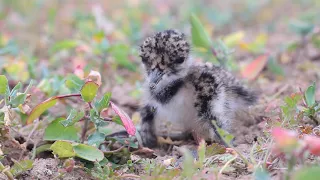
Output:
[149, 69, 164, 89]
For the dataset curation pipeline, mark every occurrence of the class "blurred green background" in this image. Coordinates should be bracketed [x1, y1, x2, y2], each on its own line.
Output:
[1, 0, 320, 102]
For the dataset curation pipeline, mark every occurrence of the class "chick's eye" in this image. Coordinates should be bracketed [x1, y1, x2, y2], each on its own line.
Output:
[176, 57, 184, 64]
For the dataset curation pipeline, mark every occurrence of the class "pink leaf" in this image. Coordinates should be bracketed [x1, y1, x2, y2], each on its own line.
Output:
[304, 135, 320, 156]
[110, 101, 136, 136]
[271, 127, 299, 151]
[241, 54, 268, 81]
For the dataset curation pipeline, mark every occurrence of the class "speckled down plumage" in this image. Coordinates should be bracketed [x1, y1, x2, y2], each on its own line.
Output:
[138, 29, 257, 148]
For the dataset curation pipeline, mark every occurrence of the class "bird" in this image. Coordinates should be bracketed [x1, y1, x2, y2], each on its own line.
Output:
[138, 29, 257, 148]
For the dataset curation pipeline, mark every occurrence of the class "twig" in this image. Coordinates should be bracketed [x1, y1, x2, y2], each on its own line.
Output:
[266, 84, 289, 102]
[19, 121, 40, 160]
[218, 154, 238, 175]
[0, 162, 14, 180]
[103, 117, 113, 121]
[263, 138, 274, 169]
[250, 142, 257, 165]
[102, 145, 125, 154]
[31, 142, 38, 159]
[120, 174, 140, 179]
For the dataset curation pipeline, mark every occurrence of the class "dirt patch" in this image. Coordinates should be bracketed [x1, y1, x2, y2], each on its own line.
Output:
[28, 158, 59, 180]
[231, 106, 266, 146]
[2, 158, 94, 180]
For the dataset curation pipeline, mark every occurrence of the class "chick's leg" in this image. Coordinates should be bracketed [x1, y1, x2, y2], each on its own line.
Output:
[139, 105, 158, 148]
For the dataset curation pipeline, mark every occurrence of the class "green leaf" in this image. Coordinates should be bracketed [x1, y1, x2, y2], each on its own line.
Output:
[197, 140, 205, 167]
[94, 92, 111, 114]
[254, 167, 271, 180]
[293, 166, 320, 180]
[267, 56, 284, 76]
[10, 93, 27, 108]
[60, 109, 85, 127]
[0, 111, 4, 123]
[286, 42, 300, 52]
[73, 144, 104, 162]
[289, 20, 314, 36]
[212, 120, 234, 144]
[112, 116, 123, 126]
[50, 40, 78, 54]
[24, 79, 34, 93]
[9, 82, 21, 97]
[50, 141, 76, 158]
[205, 143, 226, 157]
[108, 137, 138, 148]
[80, 81, 99, 102]
[35, 144, 52, 155]
[181, 147, 196, 178]
[89, 109, 109, 130]
[65, 74, 84, 93]
[88, 132, 105, 147]
[311, 35, 320, 49]
[44, 118, 80, 141]
[10, 159, 33, 177]
[223, 31, 245, 47]
[0, 40, 19, 55]
[26, 97, 58, 124]
[305, 82, 316, 107]
[212, 39, 232, 66]
[0, 75, 9, 95]
[190, 13, 212, 49]
[108, 44, 136, 71]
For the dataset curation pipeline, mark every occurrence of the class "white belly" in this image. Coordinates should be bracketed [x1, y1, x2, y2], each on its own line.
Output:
[152, 86, 197, 137]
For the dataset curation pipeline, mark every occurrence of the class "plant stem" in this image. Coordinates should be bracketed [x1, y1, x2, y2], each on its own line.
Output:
[81, 117, 89, 143]
[81, 102, 92, 143]
[0, 162, 14, 180]
[285, 156, 295, 180]
[56, 93, 81, 99]
[211, 48, 225, 67]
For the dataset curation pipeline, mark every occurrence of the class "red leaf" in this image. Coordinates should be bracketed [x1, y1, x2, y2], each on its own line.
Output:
[110, 101, 136, 136]
[304, 135, 320, 156]
[241, 54, 268, 81]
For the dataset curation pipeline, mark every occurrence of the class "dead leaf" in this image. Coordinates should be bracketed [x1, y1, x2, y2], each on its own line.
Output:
[86, 70, 102, 86]
[205, 143, 226, 157]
